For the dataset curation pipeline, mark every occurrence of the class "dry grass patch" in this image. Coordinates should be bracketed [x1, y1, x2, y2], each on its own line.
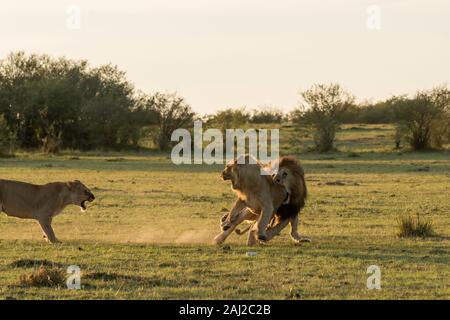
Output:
[397, 214, 435, 238]
[19, 266, 66, 288]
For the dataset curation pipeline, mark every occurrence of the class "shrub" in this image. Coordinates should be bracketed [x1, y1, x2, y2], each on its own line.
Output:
[292, 83, 355, 152]
[397, 214, 435, 238]
[390, 86, 450, 150]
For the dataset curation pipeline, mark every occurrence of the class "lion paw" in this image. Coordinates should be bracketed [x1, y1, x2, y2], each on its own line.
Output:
[292, 236, 311, 244]
[257, 234, 267, 243]
[213, 235, 225, 245]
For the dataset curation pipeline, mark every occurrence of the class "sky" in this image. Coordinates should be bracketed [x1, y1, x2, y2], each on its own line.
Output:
[1, 0, 449, 114]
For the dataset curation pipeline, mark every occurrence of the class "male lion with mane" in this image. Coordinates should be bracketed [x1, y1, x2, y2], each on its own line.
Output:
[0, 179, 95, 243]
[214, 156, 309, 245]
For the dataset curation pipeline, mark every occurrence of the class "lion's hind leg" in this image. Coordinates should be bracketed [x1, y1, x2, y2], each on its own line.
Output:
[289, 216, 311, 243]
[247, 223, 258, 246]
[265, 217, 290, 241]
[245, 217, 290, 245]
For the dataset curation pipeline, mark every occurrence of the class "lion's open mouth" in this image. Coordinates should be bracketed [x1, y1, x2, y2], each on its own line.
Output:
[80, 201, 87, 212]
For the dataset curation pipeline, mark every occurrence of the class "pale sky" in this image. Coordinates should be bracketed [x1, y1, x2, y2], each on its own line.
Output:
[1, 0, 449, 113]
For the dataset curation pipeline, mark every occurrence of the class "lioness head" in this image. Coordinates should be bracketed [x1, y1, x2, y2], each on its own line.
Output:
[67, 180, 95, 211]
[221, 160, 240, 189]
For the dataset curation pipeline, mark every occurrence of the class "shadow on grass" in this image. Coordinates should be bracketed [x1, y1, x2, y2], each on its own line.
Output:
[82, 272, 179, 287]
[9, 259, 66, 269]
[302, 240, 450, 265]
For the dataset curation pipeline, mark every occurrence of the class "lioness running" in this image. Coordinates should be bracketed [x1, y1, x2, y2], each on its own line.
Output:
[0, 179, 95, 243]
[219, 155, 289, 244]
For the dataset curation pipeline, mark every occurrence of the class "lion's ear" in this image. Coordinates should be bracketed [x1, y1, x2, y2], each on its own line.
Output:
[66, 181, 74, 191]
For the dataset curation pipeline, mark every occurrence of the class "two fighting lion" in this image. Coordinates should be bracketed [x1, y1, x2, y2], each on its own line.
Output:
[214, 155, 309, 246]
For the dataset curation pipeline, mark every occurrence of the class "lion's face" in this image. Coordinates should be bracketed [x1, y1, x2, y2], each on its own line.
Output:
[272, 167, 294, 204]
[221, 161, 240, 189]
[68, 180, 95, 211]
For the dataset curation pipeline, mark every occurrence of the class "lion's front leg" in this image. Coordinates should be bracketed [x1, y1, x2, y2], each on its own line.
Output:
[38, 217, 60, 244]
[223, 199, 247, 228]
[213, 200, 249, 245]
[213, 210, 250, 244]
[213, 226, 236, 245]
[290, 215, 311, 243]
[255, 203, 274, 242]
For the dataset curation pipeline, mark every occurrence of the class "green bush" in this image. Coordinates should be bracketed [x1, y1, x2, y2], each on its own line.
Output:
[390, 86, 450, 150]
[292, 83, 355, 152]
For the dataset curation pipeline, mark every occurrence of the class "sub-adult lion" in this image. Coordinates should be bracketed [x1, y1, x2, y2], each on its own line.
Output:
[0, 179, 95, 243]
[215, 156, 309, 245]
[215, 155, 289, 245]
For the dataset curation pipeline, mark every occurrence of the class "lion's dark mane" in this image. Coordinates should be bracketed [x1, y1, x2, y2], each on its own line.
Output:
[272, 156, 307, 221]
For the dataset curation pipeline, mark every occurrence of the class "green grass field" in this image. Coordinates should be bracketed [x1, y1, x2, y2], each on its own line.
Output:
[0, 124, 449, 299]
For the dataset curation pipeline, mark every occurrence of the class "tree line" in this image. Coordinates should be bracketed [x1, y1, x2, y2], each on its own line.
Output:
[0, 52, 194, 154]
[1, 52, 449, 155]
[291, 83, 450, 152]
[203, 85, 450, 152]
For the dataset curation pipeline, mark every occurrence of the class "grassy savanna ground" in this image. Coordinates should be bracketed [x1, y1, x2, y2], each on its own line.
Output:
[0, 124, 449, 299]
